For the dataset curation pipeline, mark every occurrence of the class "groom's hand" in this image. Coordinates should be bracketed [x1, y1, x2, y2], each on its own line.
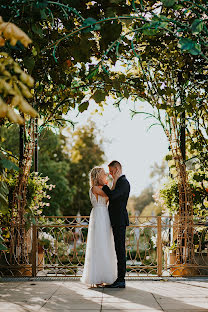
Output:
[114, 170, 121, 181]
[111, 171, 119, 190]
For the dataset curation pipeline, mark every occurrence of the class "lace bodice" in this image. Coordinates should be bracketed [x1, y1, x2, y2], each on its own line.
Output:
[89, 188, 107, 207]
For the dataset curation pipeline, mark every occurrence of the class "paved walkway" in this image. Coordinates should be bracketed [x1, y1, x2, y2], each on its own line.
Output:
[0, 278, 208, 311]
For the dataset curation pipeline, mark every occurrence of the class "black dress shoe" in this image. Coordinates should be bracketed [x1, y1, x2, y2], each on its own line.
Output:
[105, 281, 125, 288]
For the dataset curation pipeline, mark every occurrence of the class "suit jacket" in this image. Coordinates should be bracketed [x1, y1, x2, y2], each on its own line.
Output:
[102, 175, 130, 227]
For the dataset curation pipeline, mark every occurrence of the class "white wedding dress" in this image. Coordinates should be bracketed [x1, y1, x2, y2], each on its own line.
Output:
[81, 188, 117, 285]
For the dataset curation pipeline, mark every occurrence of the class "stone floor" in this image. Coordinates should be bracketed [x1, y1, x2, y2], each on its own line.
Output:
[0, 278, 208, 311]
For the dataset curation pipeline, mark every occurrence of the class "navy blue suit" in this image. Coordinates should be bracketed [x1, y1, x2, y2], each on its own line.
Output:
[102, 175, 130, 282]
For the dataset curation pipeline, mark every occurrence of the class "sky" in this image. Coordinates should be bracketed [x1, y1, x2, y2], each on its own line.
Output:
[67, 98, 169, 196]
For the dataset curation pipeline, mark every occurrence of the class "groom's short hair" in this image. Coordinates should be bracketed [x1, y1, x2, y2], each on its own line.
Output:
[108, 160, 122, 169]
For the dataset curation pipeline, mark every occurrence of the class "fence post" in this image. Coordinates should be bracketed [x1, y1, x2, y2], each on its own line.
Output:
[32, 223, 37, 277]
[157, 216, 162, 277]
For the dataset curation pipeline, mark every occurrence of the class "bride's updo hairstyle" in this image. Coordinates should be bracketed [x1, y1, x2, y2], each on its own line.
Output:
[90, 167, 104, 187]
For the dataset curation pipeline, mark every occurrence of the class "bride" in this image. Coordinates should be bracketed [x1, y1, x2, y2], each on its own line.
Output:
[81, 167, 117, 286]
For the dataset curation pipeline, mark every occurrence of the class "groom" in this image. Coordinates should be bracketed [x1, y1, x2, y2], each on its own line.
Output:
[102, 160, 130, 288]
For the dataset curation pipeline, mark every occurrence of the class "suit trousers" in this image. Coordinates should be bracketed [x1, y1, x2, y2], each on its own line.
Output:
[112, 225, 126, 282]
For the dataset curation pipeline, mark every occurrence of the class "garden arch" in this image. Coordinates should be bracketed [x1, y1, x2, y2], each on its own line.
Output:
[1, 0, 207, 278]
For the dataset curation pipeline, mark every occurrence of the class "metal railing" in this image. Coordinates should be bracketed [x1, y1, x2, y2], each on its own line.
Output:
[0, 216, 208, 277]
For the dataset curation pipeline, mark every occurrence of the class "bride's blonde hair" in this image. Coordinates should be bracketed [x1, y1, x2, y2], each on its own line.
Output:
[89, 167, 104, 187]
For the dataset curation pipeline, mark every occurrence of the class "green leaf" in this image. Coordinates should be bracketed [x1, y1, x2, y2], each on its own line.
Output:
[24, 56, 35, 74]
[137, 96, 146, 102]
[112, 80, 120, 90]
[78, 101, 89, 113]
[158, 15, 169, 22]
[100, 21, 122, 51]
[31, 24, 43, 36]
[191, 19, 204, 35]
[40, 9, 48, 20]
[142, 28, 158, 36]
[0, 192, 8, 204]
[82, 18, 101, 33]
[178, 38, 201, 55]
[31, 217, 36, 225]
[142, 22, 161, 36]
[0, 193, 8, 213]
[92, 90, 106, 103]
[193, 173, 205, 182]
[0, 243, 7, 251]
[178, 38, 192, 50]
[188, 44, 201, 55]
[161, 0, 176, 7]
[165, 155, 172, 161]
[86, 67, 99, 80]
[0, 181, 9, 196]
[123, 88, 129, 98]
[34, 0, 48, 9]
[0, 157, 19, 171]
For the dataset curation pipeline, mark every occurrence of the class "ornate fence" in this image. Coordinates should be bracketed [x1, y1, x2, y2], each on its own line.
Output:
[0, 216, 208, 277]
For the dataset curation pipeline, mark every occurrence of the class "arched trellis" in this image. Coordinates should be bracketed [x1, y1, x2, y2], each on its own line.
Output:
[39, 0, 208, 264]
[10, 0, 207, 266]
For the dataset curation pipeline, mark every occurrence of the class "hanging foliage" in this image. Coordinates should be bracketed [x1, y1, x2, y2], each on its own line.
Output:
[0, 17, 38, 124]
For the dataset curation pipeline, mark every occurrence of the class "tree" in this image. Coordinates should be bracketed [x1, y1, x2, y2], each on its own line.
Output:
[140, 201, 162, 217]
[150, 160, 168, 187]
[1, 125, 20, 158]
[1, 125, 73, 216]
[37, 128, 73, 216]
[134, 186, 155, 215]
[65, 122, 105, 216]
[1, 122, 105, 216]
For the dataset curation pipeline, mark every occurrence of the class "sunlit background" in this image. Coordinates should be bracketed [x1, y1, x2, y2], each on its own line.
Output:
[68, 97, 169, 196]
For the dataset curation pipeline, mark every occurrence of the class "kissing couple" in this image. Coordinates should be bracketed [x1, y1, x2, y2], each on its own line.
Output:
[81, 160, 130, 288]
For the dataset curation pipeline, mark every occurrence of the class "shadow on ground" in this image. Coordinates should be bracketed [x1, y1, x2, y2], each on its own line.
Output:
[0, 279, 208, 311]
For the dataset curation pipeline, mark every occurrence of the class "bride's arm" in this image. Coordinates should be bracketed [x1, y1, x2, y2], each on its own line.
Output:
[92, 186, 108, 198]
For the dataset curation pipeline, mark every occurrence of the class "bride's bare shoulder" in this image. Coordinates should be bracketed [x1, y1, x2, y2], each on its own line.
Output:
[92, 185, 108, 197]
